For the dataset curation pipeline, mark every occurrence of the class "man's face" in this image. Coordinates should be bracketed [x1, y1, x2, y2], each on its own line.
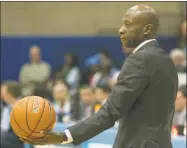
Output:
[175, 91, 186, 112]
[119, 8, 147, 53]
[80, 88, 94, 105]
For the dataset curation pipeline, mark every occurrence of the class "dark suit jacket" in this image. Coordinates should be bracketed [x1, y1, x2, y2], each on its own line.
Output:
[68, 40, 178, 148]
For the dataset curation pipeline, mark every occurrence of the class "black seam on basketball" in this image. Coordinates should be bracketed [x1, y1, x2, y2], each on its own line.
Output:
[26, 96, 33, 132]
[42, 102, 55, 130]
[50, 103, 56, 126]
[49, 102, 52, 122]
[31, 102, 54, 134]
[13, 129, 42, 139]
[49, 102, 53, 124]
[44, 101, 53, 129]
[12, 109, 31, 137]
[11, 105, 40, 139]
[29, 96, 35, 129]
[28, 98, 46, 138]
[12, 109, 40, 138]
[12, 99, 54, 139]
[32, 102, 56, 133]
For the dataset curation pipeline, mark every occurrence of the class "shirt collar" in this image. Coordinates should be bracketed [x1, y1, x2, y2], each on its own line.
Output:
[102, 99, 107, 105]
[133, 39, 156, 54]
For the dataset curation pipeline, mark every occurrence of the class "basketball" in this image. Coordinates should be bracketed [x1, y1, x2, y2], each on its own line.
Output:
[10, 96, 56, 139]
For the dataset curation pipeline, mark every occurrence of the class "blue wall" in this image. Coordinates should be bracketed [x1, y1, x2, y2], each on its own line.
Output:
[1, 36, 178, 81]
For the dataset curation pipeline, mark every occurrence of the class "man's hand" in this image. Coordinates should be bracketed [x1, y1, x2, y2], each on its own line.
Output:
[20, 131, 67, 145]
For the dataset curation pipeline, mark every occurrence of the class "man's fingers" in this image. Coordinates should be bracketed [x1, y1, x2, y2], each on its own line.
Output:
[20, 137, 45, 145]
[20, 138, 30, 143]
[19, 138, 27, 143]
[20, 138, 32, 144]
[41, 130, 55, 135]
[41, 130, 50, 134]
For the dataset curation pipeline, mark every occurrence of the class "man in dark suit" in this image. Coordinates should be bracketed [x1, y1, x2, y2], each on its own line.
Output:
[22, 4, 178, 148]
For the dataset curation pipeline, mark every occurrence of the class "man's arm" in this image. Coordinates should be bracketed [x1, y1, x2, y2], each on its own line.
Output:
[67, 53, 149, 145]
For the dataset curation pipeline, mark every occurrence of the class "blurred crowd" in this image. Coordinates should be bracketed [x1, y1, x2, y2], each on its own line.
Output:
[0, 20, 186, 148]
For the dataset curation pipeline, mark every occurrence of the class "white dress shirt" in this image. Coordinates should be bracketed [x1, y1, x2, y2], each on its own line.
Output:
[133, 39, 156, 54]
[62, 39, 156, 144]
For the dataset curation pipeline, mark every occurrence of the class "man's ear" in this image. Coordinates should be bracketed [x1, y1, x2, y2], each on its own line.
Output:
[144, 24, 153, 36]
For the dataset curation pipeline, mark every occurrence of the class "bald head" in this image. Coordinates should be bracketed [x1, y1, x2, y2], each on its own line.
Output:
[129, 4, 156, 13]
[119, 4, 159, 52]
[127, 4, 159, 34]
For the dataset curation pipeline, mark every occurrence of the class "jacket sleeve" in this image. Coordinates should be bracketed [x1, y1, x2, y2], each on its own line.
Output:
[68, 53, 149, 145]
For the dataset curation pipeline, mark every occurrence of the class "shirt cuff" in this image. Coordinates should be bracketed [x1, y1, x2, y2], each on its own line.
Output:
[61, 129, 74, 144]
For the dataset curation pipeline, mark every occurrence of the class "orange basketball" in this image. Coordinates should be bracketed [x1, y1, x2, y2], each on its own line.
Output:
[10, 96, 56, 139]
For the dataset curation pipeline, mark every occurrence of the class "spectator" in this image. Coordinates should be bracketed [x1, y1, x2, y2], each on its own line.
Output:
[33, 87, 53, 102]
[77, 86, 95, 120]
[99, 50, 120, 88]
[52, 82, 71, 123]
[94, 84, 120, 128]
[1, 81, 23, 148]
[47, 75, 66, 90]
[19, 45, 51, 96]
[81, 64, 100, 85]
[95, 85, 111, 105]
[94, 85, 111, 113]
[83, 50, 117, 85]
[108, 71, 120, 89]
[170, 48, 186, 72]
[99, 50, 112, 67]
[54, 76, 66, 85]
[83, 54, 101, 84]
[53, 52, 81, 95]
[173, 85, 186, 135]
[90, 61, 119, 88]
